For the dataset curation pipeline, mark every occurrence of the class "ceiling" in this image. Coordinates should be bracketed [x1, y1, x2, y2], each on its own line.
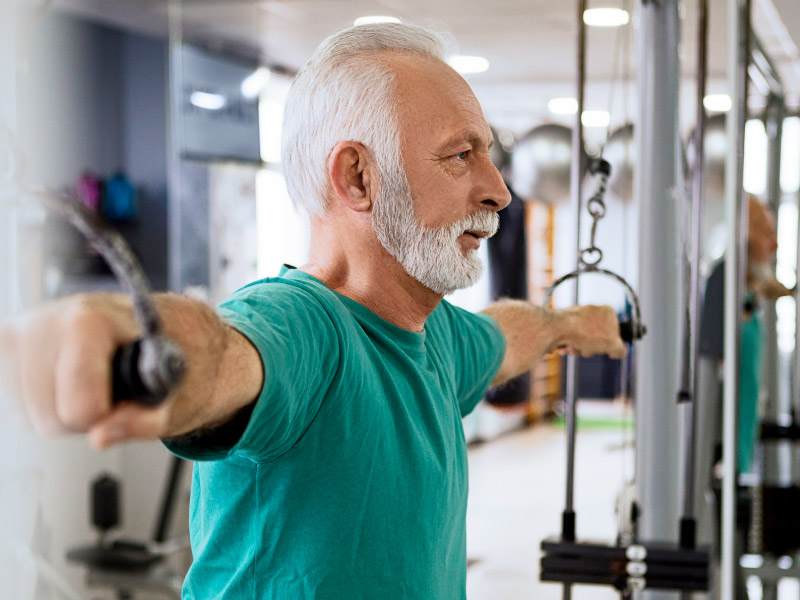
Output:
[52, 0, 800, 139]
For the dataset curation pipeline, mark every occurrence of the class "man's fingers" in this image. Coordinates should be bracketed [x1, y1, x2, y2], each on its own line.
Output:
[18, 314, 63, 434]
[0, 322, 32, 428]
[88, 403, 170, 449]
[608, 340, 628, 360]
[53, 307, 122, 431]
[568, 305, 631, 360]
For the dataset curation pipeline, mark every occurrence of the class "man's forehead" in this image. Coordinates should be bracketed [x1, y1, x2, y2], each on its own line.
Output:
[388, 54, 491, 143]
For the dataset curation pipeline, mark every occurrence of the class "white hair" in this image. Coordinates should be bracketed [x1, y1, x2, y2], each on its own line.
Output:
[281, 23, 449, 216]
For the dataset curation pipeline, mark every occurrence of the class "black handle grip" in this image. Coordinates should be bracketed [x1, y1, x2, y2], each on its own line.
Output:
[619, 320, 635, 344]
[112, 340, 167, 406]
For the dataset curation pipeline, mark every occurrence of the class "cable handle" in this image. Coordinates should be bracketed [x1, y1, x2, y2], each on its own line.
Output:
[543, 267, 647, 344]
[112, 337, 186, 405]
[34, 189, 186, 406]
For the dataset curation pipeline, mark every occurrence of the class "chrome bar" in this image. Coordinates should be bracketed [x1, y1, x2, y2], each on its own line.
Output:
[721, 0, 750, 596]
[562, 0, 587, 538]
[679, 0, 709, 552]
[750, 34, 784, 98]
[762, 96, 785, 487]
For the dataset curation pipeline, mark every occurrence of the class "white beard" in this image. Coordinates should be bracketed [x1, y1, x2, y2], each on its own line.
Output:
[371, 168, 499, 296]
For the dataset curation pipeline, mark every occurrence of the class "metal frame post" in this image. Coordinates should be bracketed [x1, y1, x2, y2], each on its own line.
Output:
[635, 1, 683, 598]
[795, 187, 800, 475]
[794, 157, 800, 482]
[762, 94, 785, 485]
[721, 0, 750, 596]
[559, 4, 587, 599]
[678, 0, 709, 555]
[562, 0, 586, 549]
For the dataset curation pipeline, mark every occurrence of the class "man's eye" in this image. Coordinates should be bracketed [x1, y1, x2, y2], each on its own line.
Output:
[455, 151, 469, 160]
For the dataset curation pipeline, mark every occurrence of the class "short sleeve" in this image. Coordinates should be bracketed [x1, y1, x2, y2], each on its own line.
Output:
[165, 280, 340, 463]
[433, 301, 507, 417]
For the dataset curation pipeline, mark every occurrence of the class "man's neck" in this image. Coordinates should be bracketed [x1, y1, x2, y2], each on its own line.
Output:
[300, 226, 441, 332]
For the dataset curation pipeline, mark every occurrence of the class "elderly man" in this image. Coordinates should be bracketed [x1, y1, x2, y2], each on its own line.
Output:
[1, 23, 625, 599]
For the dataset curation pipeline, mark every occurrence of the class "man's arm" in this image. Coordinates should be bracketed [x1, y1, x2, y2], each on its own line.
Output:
[0, 293, 263, 449]
[482, 299, 627, 387]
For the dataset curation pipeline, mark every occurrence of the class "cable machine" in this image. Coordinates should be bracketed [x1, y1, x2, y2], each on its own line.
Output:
[538, 0, 798, 598]
[538, 0, 711, 597]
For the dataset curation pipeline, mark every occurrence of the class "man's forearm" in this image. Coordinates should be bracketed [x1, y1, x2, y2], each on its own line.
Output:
[482, 299, 568, 386]
[150, 293, 263, 439]
[1, 292, 264, 448]
[482, 299, 625, 387]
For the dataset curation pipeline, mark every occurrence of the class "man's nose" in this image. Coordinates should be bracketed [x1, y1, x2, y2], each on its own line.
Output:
[479, 159, 512, 212]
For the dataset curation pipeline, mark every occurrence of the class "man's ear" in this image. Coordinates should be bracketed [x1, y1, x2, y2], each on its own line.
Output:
[328, 141, 375, 213]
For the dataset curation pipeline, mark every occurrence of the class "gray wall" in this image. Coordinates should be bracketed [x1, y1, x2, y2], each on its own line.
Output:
[19, 11, 170, 292]
[120, 31, 169, 291]
[19, 12, 124, 188]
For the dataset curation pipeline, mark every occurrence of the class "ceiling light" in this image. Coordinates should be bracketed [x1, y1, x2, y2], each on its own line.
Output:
[548, 97, 579, 115]
[354, 16, 401, 26]
[581, 110, 611, 127]
[704, 94, 732, 112]
[190, 91, 227, 110]
[447, 55, 489, 75]
[583, 8, 630, 27]
[241, 67, 270, 100]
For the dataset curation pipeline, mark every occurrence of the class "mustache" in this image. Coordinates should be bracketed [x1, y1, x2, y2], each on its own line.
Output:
[441, 210, 500, 238]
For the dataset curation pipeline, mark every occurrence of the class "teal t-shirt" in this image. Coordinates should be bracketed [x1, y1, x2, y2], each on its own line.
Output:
[738, 308, 763, 474]
[165, 266, 506, 599]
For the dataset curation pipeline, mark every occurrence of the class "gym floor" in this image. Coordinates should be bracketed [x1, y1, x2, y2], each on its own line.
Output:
[466, 402, 625, 599]
[465, 402, 800, 600]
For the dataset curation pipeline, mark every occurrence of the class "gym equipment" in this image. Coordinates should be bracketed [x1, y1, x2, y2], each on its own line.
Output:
[31, 189, 190, 597]
[539, 158, 710, 597]
[510, 123, 578, 205]
[66, 460, 188, 600]
[33, 189, 185, 405]
[538, 3, 711, 596]
[489, 126, 512, 174]
[75, 173, 102, 213]
[542, 159, 645, 344]
[31, 190, 190, 598]
[537, 158, 710, 598]
[602, 124, 634, 201]
[104, 173, 137, 222]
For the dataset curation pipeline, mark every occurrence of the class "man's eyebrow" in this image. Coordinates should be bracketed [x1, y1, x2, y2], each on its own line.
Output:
[434, 130, 493, 154]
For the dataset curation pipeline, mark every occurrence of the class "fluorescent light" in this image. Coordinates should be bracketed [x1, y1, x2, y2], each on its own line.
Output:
[704, 94, 732, 112]
[548, 97, 579, 115]
[584, 8, 630, 27]
[447, 55, 489, 75]
[354, 16, 401, 26]
[190, 91, 226, 110]
[241, 67, 270, 100]
[581, 110, 611, 127]
[740, 554, 764, 569]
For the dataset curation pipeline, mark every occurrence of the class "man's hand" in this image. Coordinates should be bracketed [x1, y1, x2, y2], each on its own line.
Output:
[0, 293, 262, 449]
[556, 305, 628, 359]
[1, 294, 141, 439]
[754, 277, 794, 301]
[483, 300, 627, 387]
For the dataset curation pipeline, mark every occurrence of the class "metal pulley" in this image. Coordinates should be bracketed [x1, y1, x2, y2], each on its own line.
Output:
[542, 158, 647, 344]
